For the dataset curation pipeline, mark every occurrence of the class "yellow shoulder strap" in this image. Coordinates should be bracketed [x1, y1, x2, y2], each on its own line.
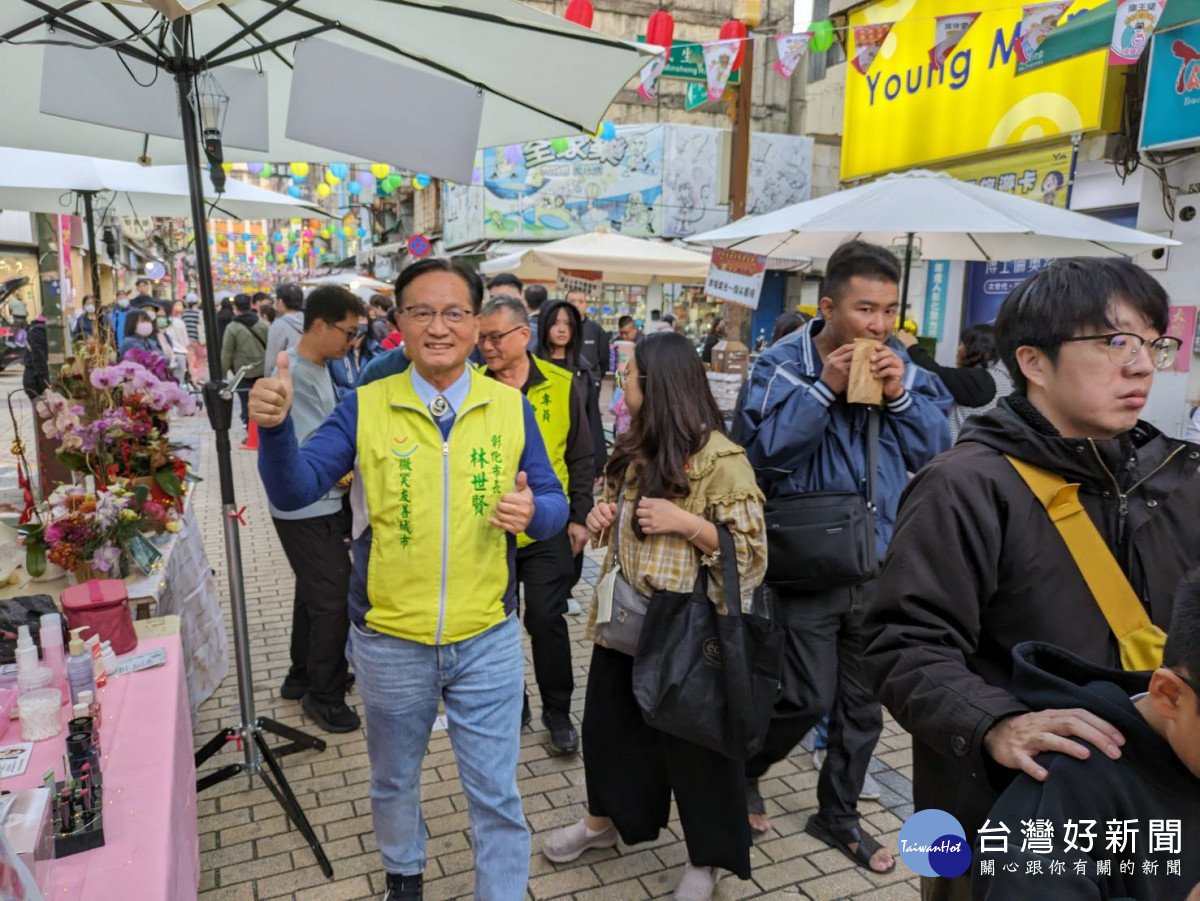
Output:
[1005, 455, 1164, 671]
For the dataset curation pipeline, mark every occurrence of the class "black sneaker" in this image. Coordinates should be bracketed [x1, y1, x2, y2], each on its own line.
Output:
[542, 711, 579, 756]
[382, 872, 423, 901]
[280, 675, 308, 701]
[301, 694, 361, 734]
[521, 692, 532, 729]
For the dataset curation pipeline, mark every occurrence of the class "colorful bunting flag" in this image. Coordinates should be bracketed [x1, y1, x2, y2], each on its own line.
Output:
[930, 12, 980, 70]
[1015, 1, 1072, 64]
[702, 38, 742, 102]
[637, 54, 667, 102]
[1110, 0, 1166, 65]
[774, 32, 814, 79]
[851, 22, 895, 75]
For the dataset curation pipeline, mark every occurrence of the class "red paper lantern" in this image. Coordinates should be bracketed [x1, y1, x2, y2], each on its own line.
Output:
[564, 0, 594, 28]
[646, 9, 675, 49]
[719, 18, 748, 71]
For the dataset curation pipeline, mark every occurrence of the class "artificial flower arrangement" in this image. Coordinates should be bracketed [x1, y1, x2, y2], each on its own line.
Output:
[18, 338, 198, 579]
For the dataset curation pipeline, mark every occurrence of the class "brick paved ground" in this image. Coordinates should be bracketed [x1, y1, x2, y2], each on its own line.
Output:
[0, 369, 923, 901]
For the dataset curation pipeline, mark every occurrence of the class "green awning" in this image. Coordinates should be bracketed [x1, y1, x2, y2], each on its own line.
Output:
[1017, 0, 1200, 73]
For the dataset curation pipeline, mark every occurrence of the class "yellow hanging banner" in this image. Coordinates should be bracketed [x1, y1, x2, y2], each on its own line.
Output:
[941, 144, 1074, 208]
[841, 0, 1119, 181]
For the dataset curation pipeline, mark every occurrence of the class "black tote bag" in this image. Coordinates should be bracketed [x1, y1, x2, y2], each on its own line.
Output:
[631, 524, 784, 761]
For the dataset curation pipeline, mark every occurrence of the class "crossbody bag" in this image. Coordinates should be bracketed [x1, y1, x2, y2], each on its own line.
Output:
[592, 495, 650, 656]
[1006, 455, 1166, 671]
[763, 408, 880, 592]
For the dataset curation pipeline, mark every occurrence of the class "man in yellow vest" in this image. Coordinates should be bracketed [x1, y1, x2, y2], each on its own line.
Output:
[477, 296, 594, 756]
[249, 258, 568, 901]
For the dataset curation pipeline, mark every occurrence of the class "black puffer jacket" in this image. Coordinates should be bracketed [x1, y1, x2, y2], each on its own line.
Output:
[864, 395, 1200, 842]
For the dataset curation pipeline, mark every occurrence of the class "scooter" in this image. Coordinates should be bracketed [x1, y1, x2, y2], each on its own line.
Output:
[0, 277, 31, 372]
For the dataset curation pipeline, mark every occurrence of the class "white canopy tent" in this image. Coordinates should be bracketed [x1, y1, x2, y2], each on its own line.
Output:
[480, 232, 714, 286]
[0, 147, 328, 221]
[301, 271, 393, 299]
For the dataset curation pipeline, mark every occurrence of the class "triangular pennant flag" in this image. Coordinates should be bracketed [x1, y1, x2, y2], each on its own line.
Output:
[1110, 0, 1166, 65]
[930, 12, 980, 70]
[637, 54, 667, 102]
[852, 22, 894, 75]
[702, 39, 741, 102]
[774, 32, 814, 79]
[1015, 1, 1072, 64]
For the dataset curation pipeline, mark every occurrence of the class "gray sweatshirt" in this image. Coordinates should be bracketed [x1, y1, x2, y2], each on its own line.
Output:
[263, 311, 305, 377]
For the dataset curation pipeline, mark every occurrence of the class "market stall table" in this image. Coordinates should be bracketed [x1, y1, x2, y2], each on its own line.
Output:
[0, 494, 228, 719]
[5, 631, 199, 901]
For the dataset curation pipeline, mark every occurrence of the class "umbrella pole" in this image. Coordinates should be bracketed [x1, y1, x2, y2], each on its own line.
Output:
[898, 232, 914, 326]
[80, 191, 110, 345]
[170, 18, 332, 880]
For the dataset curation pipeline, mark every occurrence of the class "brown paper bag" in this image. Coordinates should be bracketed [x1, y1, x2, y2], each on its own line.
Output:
[848, 338, 883, 405]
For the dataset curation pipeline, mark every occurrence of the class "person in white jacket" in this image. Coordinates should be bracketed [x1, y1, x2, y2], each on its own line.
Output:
[164, 302, 191, 385]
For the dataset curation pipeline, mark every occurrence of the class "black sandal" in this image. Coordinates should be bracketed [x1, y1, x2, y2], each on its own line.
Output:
[805, 814, 896, 874]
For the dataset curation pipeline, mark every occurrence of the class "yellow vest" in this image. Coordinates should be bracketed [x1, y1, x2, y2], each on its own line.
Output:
[516, 358, 573, 548]
[355, 368, 526, 644]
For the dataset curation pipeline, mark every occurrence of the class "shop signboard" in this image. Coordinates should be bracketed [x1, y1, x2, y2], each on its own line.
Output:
[1139, 22, 1200, 151]
[923, 260, 951, 340]
[479, 125, 664, 240]
[705, 247, 766, 309]
[942, 144, 1075, 208]
[842, 0, 1114, 180]
[965, 258, 1051, 325]
[636, 38, 740, 84]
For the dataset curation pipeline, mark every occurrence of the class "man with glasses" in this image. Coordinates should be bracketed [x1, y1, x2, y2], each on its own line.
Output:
[864, 258, 1199, 901]
[261, 285, 366, 731]
[477, 296, 593, 755]
[250, 258, 567, 901]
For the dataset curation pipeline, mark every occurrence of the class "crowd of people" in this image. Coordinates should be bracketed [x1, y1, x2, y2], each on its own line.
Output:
[231, 242, 1200, 901]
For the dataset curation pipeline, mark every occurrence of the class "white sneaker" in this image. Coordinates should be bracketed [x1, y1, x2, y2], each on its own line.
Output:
[542, 820, 618, 863]
[566, 597, 583, 615]
[812, 747, 825, 770]
[674, 863, 721, 901]
[861, 771, 883, 801]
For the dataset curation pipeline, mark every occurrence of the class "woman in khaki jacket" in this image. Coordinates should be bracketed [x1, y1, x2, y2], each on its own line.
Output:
[542, 331, 767, 901]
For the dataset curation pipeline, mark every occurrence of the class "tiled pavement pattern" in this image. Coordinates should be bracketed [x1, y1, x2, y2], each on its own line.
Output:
[0, 369, 923, 901]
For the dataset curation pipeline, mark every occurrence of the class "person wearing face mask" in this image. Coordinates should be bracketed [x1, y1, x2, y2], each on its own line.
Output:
[119, 309, 169, 362]
[328, 317, 375, 397]
[72, 295, 100, 341]
[164, 302, 191, 385]
[181, 293, 208, 385]
[109, 291, 132, 342]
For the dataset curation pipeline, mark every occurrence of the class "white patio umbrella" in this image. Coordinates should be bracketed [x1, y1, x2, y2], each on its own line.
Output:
[301, 271, 392, 298]
[480, 232, 713, 285]
[0, 147, 327, 221]
[688, 169, 1179, 319]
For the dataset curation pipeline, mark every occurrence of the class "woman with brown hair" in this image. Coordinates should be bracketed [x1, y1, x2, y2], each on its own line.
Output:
[541, 331, 767, 901]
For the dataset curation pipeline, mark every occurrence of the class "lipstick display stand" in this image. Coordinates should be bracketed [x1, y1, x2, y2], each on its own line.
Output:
[51, 773, 104, 857]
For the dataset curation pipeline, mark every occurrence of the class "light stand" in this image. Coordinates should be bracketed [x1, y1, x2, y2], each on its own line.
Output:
[169, 17, 332, 880]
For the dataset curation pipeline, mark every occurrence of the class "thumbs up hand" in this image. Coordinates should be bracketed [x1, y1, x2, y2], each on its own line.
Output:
[249, 351, 294, 428]
[489, 470, 536, 534]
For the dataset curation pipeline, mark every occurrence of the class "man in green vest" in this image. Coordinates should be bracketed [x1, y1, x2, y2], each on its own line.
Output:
[477, 297, 594, 756]
[250, 258, 568, 901]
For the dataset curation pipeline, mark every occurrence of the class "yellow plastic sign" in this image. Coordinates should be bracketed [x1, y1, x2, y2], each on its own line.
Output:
[842, 0, 1116, 180]
[942, 144, 1074, 208]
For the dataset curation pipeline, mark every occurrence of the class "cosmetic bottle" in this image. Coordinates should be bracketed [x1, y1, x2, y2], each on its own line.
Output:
[65, 628, 96, 706]
[84, 635, 106, 688]
[99, 642, 118, 678]
[39, 613, 70, 706]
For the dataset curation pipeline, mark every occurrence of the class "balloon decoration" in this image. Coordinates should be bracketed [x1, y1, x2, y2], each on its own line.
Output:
[505, 144, 523, 165]
[370, 163, 390, 180]
[414, 173, 431, 189]
[359, 171, 377, 190]
[275, 244, 287, 255]
[290, 162, 310, 178]
[330, 163, 350, 180]
[564, 0, 593, 28]
[357, 227, 368, 239]
[342, 226, 354, 237]
[810, 19, 835, 53]
[287, 185, 302, 198]
[222, 162, 234, 174]
[646, 8, 675, 49]
[593, 120, 616, 141]
[247, 162, 264, 175]
[472, 167, 483, 184]
[303, 229, 314, 239]
[317, 183, 331, 197]
[551, 137, 569, 153]
[348, 180, 363, 195]
[325, 169, 340, 186]
[261, 163, 274, 179]
[273, 231, 283, 242]
[320, 228, 332, 240]
[720, 19, 748, 70]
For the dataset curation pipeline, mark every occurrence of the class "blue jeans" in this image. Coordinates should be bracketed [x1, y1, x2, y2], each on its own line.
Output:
[349, 614, 528, 898]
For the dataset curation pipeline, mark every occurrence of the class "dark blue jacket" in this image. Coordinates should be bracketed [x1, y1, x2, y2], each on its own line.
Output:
[734, 319, 952, 556]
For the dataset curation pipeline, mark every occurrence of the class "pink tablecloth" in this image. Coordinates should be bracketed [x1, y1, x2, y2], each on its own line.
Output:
[7, 635, 200, 901]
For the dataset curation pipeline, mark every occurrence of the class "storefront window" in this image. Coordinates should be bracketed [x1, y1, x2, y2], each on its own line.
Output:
[0, 252, 41, 318]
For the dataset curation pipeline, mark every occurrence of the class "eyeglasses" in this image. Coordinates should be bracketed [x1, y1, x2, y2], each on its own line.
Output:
[1171, 668, 1200, 697]
[328, 323, 358, 343]
[478, 324, 526, 347]
[403, 306, 474, 327]
[1060, 333, 1182, 370]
